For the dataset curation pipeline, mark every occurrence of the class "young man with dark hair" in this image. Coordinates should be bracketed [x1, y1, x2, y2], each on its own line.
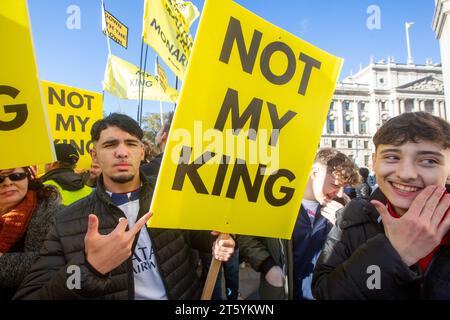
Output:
[312, 112, 450, 299]
[14, 113, 235, 300]
[238, 148, 359, 300]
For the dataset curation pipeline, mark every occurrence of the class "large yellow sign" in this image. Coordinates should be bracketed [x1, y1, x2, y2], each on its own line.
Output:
[149, 0, 343, 239]
[0, 0, 55, 170]
[42, 81, 103, 170]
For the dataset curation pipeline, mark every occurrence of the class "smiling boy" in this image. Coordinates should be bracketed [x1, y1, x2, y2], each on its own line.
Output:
[312, 112, 450, 300]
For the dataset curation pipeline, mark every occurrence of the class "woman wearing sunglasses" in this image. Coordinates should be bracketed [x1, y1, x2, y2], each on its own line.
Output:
[0, 167, 62, 300]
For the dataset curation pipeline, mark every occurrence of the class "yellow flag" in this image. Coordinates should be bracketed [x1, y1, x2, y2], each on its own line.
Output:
[0, 0, 55, 169]
[41, 81, 103, 170]
[103, 54, 179, 103]
[157, 62, 169, 93]
[149, 0, 343, 239]
[142, 0, 199, 79]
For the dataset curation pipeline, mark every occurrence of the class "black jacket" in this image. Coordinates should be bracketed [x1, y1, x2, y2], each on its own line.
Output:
[40, 168, 85, 191]
[312, 188, 450, 300]
[141, 153, 164, 178]
[14, 173, 213, 300]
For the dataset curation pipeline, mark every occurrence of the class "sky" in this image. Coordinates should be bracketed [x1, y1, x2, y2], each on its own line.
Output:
[27, 0, 441, 120]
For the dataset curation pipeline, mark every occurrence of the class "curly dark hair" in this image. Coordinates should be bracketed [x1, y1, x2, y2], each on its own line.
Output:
[314, 148, 360, 186]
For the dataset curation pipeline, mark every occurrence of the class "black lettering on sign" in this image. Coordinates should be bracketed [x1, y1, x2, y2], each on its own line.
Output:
[214, 88, 262, 141]
[0, 85, 28, 131]
[226, 160, 266, 203]
[219, 16, 262, 74]
[260, 41, 296, 85]
[219, 16, 322, 96]
[171, 145, 296, 207]
[214, 88, 297, 147]
[48, 87, 94, 110]
[298, 53, 322, 96]
[56, 114, 90, 132]
[267, 102, 297, 147]
[264, 169, 296, 207]
[172, 146, 215, 195]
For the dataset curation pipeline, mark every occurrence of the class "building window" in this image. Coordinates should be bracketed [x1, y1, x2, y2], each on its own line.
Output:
[330, 101, 335, 111]
[405, 99, 414, 112]
[344, 119, 352, 133]
[348, 140, 353, 149]
[365, 155, 370, 167]
[359, 120, 367, 134]
[381, 101, 387, 111]
[359, 102, 366, 112]
[364, 141, 369, 149]
[327, 118, 335, 133]
[343, 101, 351, 111]
[331, 139, 337, 148]
[425, 100, 434, 114]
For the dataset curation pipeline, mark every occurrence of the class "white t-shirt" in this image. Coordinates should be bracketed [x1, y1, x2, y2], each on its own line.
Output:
[109, 191, 168, 300]
[302, 199, 320, 224]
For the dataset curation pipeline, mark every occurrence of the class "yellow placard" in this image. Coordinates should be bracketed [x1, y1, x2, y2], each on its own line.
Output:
[103, 9, 128, 49]
[41, 81, 103, 170]
[0, 0, 55, 170]
[149, 0, 343, 239]
[142, 0, 199, 79]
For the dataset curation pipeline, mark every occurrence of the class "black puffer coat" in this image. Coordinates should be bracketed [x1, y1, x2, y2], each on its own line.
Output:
[14, 173, 213, 300]
[312, 188, 450, 300]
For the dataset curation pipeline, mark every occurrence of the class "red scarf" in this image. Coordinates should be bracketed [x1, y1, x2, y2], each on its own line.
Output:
[386, 198, 450, 274]
[0, 191, 37, 253]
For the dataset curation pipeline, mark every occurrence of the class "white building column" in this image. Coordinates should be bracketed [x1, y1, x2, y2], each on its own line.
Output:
[399, 99, 405, 114]
[440, 100, 447, 120]
[419, 99, 425, 112]
[336, 99, 343, 134]
[393, 99, 400, 116]
[414, 99, 420, 112]
[434, 100, 440, 116]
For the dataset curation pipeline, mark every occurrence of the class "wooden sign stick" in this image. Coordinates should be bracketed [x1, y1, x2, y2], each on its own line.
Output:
[201, 233, 231, 300]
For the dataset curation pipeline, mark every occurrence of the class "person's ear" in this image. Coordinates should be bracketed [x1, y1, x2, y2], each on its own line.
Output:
[371, 152, 376, 172]
[90, 148, 97, 163]
[140, 142, 145, 161]
[310, 164, 320, 180]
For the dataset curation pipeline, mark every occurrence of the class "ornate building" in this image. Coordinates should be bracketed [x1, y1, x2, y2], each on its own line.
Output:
[433, 0, 450, 119]
[320, 60, 446, 168]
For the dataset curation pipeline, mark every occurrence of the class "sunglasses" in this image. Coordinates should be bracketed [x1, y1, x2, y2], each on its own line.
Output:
[0, 172, 28, 184]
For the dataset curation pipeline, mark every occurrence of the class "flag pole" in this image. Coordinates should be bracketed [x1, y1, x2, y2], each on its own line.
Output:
[137, 38, 145, 122]
[405, 22, 414, 65]
[102, 0, 121, 112]
[174, 76, 178, 111]
[139, 45, 149, 126]
[156, 56, 164, 126]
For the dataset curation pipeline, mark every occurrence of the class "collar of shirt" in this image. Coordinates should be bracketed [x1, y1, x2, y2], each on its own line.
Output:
[107, 188, 141, 206]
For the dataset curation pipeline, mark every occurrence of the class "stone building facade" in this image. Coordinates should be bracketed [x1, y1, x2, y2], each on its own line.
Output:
[320, 60, 446, 168]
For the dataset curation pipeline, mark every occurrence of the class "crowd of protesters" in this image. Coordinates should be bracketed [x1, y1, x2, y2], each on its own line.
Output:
[1, 111, 449, 300]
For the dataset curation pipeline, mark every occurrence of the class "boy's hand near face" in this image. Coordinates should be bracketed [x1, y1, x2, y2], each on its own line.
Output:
[371, 186, 450, 267]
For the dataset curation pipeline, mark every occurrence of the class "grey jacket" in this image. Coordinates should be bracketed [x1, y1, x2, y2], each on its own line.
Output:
[0, 191, 62, 299]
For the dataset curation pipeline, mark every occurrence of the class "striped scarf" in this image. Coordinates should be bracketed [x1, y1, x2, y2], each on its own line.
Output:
[0, 191, 37, 253]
